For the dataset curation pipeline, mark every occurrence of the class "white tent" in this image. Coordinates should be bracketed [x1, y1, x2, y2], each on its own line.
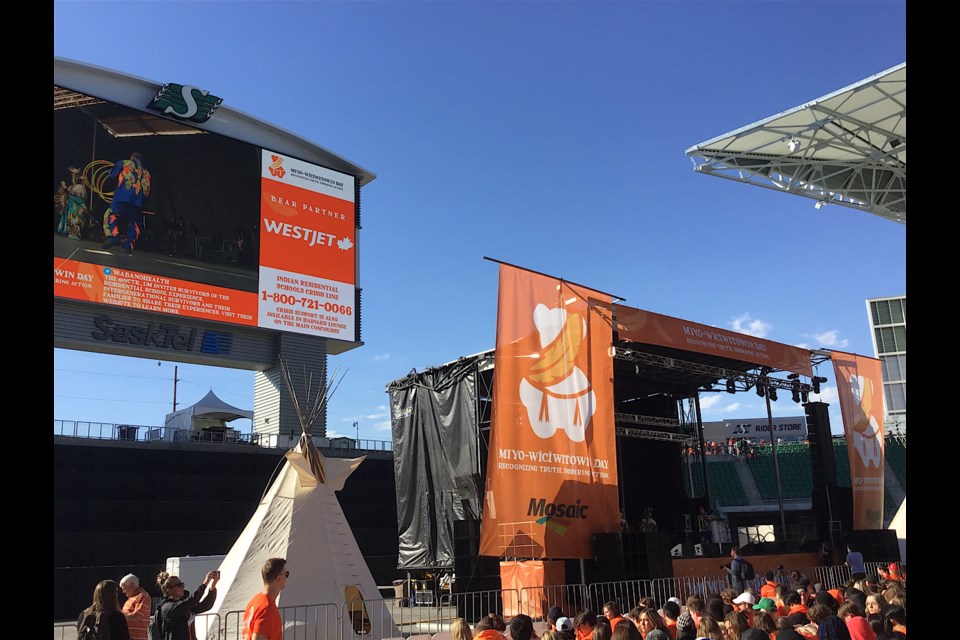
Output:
[888, 497, 906, 564]
[198, 364, 398, 639]
[162, 390, 253, 440]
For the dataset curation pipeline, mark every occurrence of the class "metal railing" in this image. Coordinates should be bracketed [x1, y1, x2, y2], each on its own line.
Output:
[54, 562, 904, 639]
[53, 419, 393, 452]
[517, 584, 588, 621]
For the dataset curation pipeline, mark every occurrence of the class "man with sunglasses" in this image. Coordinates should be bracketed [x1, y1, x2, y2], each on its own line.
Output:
[243, 557, 289, 640]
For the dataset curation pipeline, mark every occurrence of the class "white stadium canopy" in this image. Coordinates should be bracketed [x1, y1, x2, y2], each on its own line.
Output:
[686, 63, 905, 224]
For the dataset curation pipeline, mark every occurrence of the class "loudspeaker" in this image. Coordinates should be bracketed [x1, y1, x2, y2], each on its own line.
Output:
[619, 531, 673, 579]
[845, 529, 901, 562]
[593, 532, 627, 581]
[453, 519, 500, 594]
[805, 402, 837, 487]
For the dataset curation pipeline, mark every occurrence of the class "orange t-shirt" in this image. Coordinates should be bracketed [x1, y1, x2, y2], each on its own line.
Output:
[760, 581, 778, 599]
[665, 619, 678, 640]
[243, 592, 282, 640]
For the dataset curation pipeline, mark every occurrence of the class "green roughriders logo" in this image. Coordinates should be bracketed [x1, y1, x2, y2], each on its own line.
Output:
[147, 83, 223, 123]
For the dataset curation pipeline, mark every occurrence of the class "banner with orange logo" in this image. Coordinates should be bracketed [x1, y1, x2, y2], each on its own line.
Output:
[479, 265, 619, 559]
[831, 351, 885, 530]
[602, 305, 813, 377]
[259, 150, 357, 341]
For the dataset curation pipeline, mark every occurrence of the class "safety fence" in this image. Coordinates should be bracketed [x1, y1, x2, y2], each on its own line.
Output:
[53, 562, 903, 640]
[53, 419, 393, 452]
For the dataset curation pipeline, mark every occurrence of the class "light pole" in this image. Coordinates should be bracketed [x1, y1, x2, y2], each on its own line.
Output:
[353, 421, 359, 448]
[158, 362, 179, 412]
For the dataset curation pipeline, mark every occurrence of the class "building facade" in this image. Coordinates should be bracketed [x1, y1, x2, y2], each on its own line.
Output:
[866, 296, 906, 433]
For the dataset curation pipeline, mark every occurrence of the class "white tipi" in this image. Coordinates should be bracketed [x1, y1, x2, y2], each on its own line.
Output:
[199, 362, 399, 639]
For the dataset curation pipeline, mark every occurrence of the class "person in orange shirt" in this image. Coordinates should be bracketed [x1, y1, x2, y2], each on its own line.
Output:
[883, 605, 906, 636]
[575, 610, 598, 640]
[783, 592, 809, 627]
[242, 557, 288, 640]
[603, 601, 625, 630]
[753, 610, 778, 640]
[773, 584, 793, 619]
[660, 600, 681, 640]
[119, 573, 151, 640]
[760, 571, 779, 600]
[474, 613, 509, 640]
[878, 562, 903, 583]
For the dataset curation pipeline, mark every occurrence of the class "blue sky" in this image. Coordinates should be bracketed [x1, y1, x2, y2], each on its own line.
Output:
[53, 1, 906, 439]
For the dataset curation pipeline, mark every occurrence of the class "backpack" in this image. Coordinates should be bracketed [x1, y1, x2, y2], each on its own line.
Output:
[147, 601, 165, 640]
[77, 613, 98, 640]
[740, 558, 756, 581]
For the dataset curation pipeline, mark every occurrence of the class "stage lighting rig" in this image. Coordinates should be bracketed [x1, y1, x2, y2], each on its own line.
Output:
[768, 386, 778, 402]
[811, 376, 828, 394]
[726, 378, 736, 394]
[791, 380, 801, 403]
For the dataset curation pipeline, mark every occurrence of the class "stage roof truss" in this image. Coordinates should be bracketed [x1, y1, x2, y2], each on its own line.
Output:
[685, 63, 905, 224]
[614, 347, 811, 396]
[615, 425, 694, 445]
[615, 413, 681, 429]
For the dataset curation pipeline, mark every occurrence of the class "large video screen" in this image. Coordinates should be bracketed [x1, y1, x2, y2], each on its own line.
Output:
[53, 87, 357, 341]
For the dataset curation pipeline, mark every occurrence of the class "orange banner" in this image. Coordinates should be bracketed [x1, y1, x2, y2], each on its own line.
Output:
[499, 560, 566, 618]
[54, 258, 258, 325]
[604, 305, 813, 377]
[259, 178, 355, 284]
[479, 265, 619, 559]
[832, 352, 885, 530]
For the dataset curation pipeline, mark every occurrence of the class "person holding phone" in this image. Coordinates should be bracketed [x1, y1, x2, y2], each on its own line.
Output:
[155, 570, 219, 640]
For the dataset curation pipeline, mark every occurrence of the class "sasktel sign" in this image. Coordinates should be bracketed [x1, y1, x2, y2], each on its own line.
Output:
[90, 315, 233, 355]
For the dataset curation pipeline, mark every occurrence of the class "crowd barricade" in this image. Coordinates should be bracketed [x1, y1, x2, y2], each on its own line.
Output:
[517, 583, 588, 620]
[812, 565, 849, 590]
[587, 580, 653, 613]
[340, 598, 401, 639]
[217, 604, 339, 640]
[649, 577, 700, 606]
[437, 588, 520, 628]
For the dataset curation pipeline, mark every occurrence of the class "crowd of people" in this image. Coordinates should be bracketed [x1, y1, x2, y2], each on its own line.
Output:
[76, 557, 289, 640]
[445, 561, 907, 640]
[683, 438, 801, 460]
[75, 551, 905, 639]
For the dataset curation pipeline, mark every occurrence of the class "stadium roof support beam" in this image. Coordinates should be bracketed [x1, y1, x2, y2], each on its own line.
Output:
[685, 63, 905, 224]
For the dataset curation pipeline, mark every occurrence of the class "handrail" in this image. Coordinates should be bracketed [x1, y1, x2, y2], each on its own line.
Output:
[53, 419, 394, 452]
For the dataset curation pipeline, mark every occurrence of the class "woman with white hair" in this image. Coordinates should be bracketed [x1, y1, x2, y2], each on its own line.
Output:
[120, 573, 152, 640]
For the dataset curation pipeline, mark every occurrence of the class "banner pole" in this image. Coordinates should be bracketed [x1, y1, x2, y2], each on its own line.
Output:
[482, 256, 626, 302]
[765, 389, 788, 540]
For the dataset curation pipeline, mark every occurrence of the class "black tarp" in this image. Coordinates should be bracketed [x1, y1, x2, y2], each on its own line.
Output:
[388, 356, 484, 570]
